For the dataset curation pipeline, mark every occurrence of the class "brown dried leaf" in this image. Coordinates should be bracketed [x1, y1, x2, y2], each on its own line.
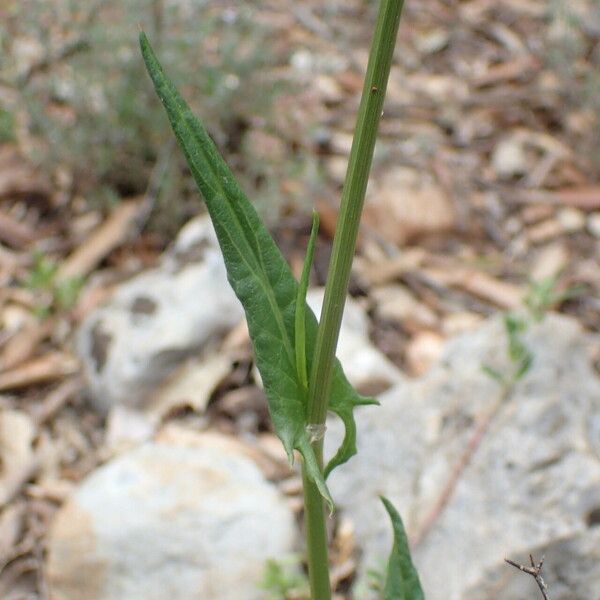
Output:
[57, 200, 143, 282]
[149, 354, 232, 418]
[422, 267, 524, 309]
[0, 319, 53, 372]
[353, 248, 427, 286]
[0, 502, 25, 565]
[0, 352, 79, 391]
[0, 411, 37, 507]
[364, 169, 455, 244]
[515, 187, 600, 211]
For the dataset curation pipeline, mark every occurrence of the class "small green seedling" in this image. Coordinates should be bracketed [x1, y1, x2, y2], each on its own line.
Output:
[484, 273, 586, 386]
[260, 557, 310, 600]
[482, 313, 533, 386]
[524, 274, 585, 322]
[365, 562, 387, 596]
[140, 0, 423, 597]
[24, 252, 84, 317]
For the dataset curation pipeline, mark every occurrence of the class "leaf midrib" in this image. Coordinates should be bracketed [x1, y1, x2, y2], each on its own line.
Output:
[171, 100, 296, 370]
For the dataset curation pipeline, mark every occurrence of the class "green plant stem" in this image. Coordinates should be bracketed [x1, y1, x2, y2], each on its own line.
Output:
[307, 0, 404, 427]
[302, 441, 330, 600]
[302, 1, 405, 598]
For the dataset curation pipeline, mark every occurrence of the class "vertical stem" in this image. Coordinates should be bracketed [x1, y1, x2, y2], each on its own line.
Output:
[307, 0, 404, 427]
[302, 441, 331, 599]
[302, 2, 405, 599]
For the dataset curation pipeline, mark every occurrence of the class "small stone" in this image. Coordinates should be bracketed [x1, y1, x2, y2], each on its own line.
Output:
[329, 131, 354, 155]
[587, 212, 600, 238]
[46, 431, 297, 600]
[290, 49, 313, 72]
[372, 285, 438, 331]
[325, 156, 349, 184]
[405, 331, 445, 376]
[492, 135, 528, 179]
[530, 242, 569, 281]
[415, 28, 450, 55]
[557, 207, 586, 232]
[314, 74, 343, 103]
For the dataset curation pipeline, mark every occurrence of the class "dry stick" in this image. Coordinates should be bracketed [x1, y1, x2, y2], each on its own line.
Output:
[505, 555, 551, 600]
[413, 385, 510, 548]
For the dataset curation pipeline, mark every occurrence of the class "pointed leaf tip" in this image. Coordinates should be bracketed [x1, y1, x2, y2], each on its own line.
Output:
[381, 497, 425, 600]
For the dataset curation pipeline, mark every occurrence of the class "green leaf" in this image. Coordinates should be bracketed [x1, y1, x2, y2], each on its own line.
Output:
[140, 32, 374, 507]
[381, 497, 425, 600]
[481, 364, 505, 384]
[295, 211, 319, 391]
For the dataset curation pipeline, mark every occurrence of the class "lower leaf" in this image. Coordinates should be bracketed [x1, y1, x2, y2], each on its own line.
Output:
[381, 497, 425, 600]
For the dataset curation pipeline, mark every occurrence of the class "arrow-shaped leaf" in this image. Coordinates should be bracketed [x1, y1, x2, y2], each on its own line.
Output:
[140, 32, 374, 506]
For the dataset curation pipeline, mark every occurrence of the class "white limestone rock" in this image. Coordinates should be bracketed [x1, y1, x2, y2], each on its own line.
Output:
[76, 216, 244, 411]
[46, 431, 297, 600]
[325, 314, 600, 599]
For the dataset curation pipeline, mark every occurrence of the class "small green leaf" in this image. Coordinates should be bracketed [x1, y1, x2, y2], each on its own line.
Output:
[381, 497, 425, 600]
[481, 364, 505, 384]
[140, 33, 374, 507]
[295, 211, 319, 391]
[513, 351, 533, 382]
[260, 556, 309, 600]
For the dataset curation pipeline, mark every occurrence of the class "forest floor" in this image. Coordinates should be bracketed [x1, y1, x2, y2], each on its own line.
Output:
[0, 0, 599, 597]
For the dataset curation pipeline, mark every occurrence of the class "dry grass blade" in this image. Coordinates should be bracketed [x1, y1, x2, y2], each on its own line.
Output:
[0, 320, 54, 372]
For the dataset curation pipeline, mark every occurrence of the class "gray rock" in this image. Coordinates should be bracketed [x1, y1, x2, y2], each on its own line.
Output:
[46, 430, 297, 600]
[307, 289, 403, 393]
[325, 314, 600, 599]
[76, 216, 244, 411]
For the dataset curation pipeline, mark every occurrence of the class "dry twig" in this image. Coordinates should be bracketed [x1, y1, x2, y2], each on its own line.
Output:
[505, 554, 551, 600]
